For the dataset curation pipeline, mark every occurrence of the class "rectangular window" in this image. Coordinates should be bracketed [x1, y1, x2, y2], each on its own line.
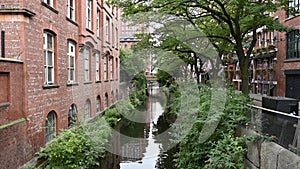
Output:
[288, 0, 300, 17]
[84, 48, 90, 81]
[112, 23, 115, 46]
[96, 52, 100, 81]
[258, 33, 262, 47]
[67, 0, 75, 21]
[44, 32, 55, 85]
[86, 0, 92, 29]
[106, 16, 110, 42]
[286, 30, 300, 59]
[115, 27, 118, 47]
[110, 58, 113, 80]
[264, 32, 269, 47]
[271, 31, 275, 45]
[68, 41, 76, 82]
[96, 9, 100, 37]
[43, 0, 54, 7]
[103, 56, 107, 80]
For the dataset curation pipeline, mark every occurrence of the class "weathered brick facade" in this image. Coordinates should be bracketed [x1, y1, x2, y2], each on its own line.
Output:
[0, 0, 120, 168]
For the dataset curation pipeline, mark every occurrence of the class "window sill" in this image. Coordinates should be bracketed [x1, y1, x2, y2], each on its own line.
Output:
[96, 80, 102, 83]
[284, 58, 300, 63]
[67, 82, 79, 86]
[86, 28, 94, 34]
[0, 102, 10, 109]
[43, 84, 60, 89]
[41, 2, 58, 14]
[84, 81, 93, 85]
[66, 17, 78, 26]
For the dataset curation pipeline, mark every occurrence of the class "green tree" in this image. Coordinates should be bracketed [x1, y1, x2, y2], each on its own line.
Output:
[111, 0, 291, 94]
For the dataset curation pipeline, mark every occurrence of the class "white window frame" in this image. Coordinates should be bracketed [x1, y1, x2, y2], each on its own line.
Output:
[264, 32, 269, 47]
[96, 52, 100, 81]
[103, 56, 107, 80]
[110, 57, 113, 80]
[44, 32, 55, 85]
[258, 33, 262, 47]
[68, 41, 76, 82]
[96, 9, 100, 37]
[106, 16, 110, 42]
[45, 111, 56, 144]
[43, 0, 54, 7]
[67, 0, 75, 21]
[86, 0, 92, 29]
[84, 47, 90, 81]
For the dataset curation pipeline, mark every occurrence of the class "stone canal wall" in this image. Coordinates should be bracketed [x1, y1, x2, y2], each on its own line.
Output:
[243, 129, 300, 169]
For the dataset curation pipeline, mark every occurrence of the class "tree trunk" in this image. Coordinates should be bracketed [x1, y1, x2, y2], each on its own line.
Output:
[239, 60, 250, 95]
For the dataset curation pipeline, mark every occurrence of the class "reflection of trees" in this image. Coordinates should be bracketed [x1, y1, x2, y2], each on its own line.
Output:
[154, 115, 178, 169]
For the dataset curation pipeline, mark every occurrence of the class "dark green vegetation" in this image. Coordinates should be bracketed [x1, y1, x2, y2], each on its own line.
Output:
[37, 118, 111, 169]
[111, 0, 293, 94]
[170, 85, 251, 169]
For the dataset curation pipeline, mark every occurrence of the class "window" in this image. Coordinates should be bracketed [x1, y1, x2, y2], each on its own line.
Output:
[271, 31, 275, 45]
[86, 0, 92, 29]
[67, 0, 75, 21]
[45, 111, 56, 144]
[44, 31, 55, 85]
[110, 57, 113, 80]
[264, 32, 269, 47]
[112, 23, 115, 46]
[115, 58, 118, 80]
[68, 41, 76, 82]
[115, 27, 118, 47]
[85, 99, 91, 119]
[96, 52, 100, 81]
[258, 33, 262, 47]
[286, 30, 300, 59]
[96, 96, 101, 114]
[84, 47, 90, 81]
[105, 16, 110, 42]
[104, 93, 108, 108]
[43, 0, 54, 7]
[103, 55, 107, 80]
[96, 9, 100, 37]
[68, 104, 77, 127]
[111, 91, 114, 104]
[288, 0, 300, 17]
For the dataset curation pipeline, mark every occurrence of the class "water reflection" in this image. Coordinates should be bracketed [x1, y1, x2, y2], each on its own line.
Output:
[104, 87, 177, 169]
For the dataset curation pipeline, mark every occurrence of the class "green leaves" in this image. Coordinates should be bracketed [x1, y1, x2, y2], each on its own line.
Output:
[37, 118, 111, 169]
[173, 85, 251, 169]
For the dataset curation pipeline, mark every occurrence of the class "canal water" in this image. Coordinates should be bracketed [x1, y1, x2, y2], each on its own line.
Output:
[102, 87, 177, 169]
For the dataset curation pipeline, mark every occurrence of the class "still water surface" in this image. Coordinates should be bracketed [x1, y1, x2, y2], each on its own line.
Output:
[103, 88, 177, 169]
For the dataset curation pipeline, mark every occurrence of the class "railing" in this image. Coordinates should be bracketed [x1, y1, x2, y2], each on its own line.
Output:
[248, 104, 300, 155]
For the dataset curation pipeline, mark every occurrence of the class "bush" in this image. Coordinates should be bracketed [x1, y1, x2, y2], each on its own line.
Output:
[37, 118, 111, 169]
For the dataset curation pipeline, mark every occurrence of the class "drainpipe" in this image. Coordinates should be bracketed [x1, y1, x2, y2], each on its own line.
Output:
[1, 30, 4, 58]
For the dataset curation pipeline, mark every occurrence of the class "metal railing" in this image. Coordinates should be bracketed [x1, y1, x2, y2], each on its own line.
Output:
[248, 104, 300, 155]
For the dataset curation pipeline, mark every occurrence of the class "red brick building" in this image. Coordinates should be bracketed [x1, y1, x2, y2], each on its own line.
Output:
[227, 3, 300, 101]
[0, 0, 120, 168]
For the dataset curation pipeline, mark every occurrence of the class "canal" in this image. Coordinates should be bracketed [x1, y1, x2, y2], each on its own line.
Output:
[102, 87, 177, 169]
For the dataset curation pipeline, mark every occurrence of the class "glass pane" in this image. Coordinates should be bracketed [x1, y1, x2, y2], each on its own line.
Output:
[48, 68, 53, 82]
[48, 53, 53, 65]
[44, 51, 47, 65]
[47, 34, 53, 49]
[70, 56, 74, 67]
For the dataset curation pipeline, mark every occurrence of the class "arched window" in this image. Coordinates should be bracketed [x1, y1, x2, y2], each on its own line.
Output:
[45, 111, 57, 144]
[104, 93, 108, 108]
[96, 96, 101, 114]
[85, 99, 91, 119]
[111, 91, 114, 104]
[68, 104, 77, 127]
